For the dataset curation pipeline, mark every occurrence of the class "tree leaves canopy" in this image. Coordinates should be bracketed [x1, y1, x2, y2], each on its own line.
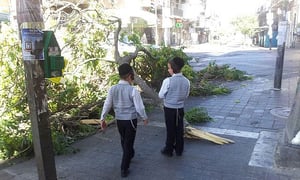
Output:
[231, 15, 258, 37]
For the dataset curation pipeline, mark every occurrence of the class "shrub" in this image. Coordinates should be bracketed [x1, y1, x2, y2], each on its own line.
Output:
[134, 46, 194, 90]
[0, 118, 32, 159]
[199, 61, 251, 81]
[185, 107, 213, 124]
[190, 80, 231, 96]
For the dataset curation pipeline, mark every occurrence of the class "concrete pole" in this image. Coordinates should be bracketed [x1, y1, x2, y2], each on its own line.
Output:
[274, 20, 288, 89]
[16, 1, 57, 179]
[273, 43, 285, 89]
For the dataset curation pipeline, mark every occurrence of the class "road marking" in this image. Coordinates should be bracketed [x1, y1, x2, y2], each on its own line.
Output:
[148, 122, 259, 139]
[147, 122, 278, 169]
[270, 107, 290, 119]
[194, 126, 259, 139]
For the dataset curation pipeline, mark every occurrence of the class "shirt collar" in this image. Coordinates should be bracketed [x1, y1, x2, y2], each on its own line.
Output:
[119, 80, 130, 84]
[172, 72, 183, 77]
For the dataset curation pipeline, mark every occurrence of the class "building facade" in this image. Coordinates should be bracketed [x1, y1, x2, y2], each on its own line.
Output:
[101, 0, 208, 46]
[257, 0, 300, 48]
[4, 0, 209, 46]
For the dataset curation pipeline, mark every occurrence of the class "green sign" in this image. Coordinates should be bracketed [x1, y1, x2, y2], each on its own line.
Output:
[175, 22, 183, 28]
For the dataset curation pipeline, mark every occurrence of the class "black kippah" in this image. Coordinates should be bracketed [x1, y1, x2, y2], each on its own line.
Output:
[172, 57, 184, 69]
[118, 63, 133, 76]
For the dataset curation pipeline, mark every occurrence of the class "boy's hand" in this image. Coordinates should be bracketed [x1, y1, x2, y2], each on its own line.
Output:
[143, 119, 148, 125]
[100, 120, 107, 130]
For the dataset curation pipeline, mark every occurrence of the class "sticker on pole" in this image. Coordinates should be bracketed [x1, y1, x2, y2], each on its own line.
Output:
[277, 21, 288, 46]
[21, 29, 44, 60]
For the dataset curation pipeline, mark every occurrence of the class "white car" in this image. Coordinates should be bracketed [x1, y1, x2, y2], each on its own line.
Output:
[101, 40, 136, 60]
[118, 41, 136, 54]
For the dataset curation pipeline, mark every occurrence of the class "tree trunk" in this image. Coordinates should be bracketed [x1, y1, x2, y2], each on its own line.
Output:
[134, 72, 161, 104]
[110, 16, 161, 105]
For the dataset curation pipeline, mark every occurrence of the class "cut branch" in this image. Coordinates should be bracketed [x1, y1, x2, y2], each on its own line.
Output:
[109, 16, 161, 104]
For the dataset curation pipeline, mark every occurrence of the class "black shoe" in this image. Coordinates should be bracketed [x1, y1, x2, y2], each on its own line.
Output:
[176, 152, 182, 156]
[121, 169, 130, 178]
[131, 149, 135, 159]
[161, 149, 173, 157]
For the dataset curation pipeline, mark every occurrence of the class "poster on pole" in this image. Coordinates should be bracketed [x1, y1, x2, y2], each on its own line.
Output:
[21, 28, 44, 60]
[277, 21, 288, 46]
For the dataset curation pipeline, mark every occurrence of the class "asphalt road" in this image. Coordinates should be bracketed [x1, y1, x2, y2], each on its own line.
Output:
[185, 44, 300, 81]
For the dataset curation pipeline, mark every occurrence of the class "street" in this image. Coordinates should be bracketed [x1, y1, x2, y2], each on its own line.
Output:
[185, 44, 300, 81]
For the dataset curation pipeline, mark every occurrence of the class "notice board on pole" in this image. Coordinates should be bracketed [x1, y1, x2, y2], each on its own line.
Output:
[21, 29, 44, 60]
[277, 21, 288, 46]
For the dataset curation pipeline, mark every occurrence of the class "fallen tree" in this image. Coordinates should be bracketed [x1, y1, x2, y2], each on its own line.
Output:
[106, 16, 161, 104]
[105, 17, 233, 145]
[45, 1, 234, 145]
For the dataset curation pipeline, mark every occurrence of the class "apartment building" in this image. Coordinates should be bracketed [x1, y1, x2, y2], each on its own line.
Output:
[102, 0, 208, 46]
[3, 0, 209, 46]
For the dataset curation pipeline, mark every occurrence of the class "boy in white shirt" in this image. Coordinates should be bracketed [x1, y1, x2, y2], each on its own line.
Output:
[159, 57, 190, 157]
[100, 63, 148, 177]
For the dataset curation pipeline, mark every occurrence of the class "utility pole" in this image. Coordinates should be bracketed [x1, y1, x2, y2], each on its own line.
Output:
[16, 1, 57, 180]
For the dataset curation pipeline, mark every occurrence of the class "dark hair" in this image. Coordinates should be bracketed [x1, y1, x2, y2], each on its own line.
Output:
[168, 57, 185, 73]
[118, 63, 134, 80]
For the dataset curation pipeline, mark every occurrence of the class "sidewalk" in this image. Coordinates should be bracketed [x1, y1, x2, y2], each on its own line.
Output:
[1, 44, 300, 180]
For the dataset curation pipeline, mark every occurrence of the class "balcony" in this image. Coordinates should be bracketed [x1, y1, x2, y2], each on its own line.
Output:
[171, 8, 183, 17]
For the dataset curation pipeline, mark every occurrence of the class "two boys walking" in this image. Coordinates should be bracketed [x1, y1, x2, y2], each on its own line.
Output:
[100, 57, 190, 177]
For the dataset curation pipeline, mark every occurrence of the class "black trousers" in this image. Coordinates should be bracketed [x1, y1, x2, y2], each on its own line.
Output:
[163, 107, 184, 154]
[117, 119, 137, 171]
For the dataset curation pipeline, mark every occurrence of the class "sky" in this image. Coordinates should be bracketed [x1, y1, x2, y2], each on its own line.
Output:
[207, 0, 266, 23]
[0, 0, 10, 13]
